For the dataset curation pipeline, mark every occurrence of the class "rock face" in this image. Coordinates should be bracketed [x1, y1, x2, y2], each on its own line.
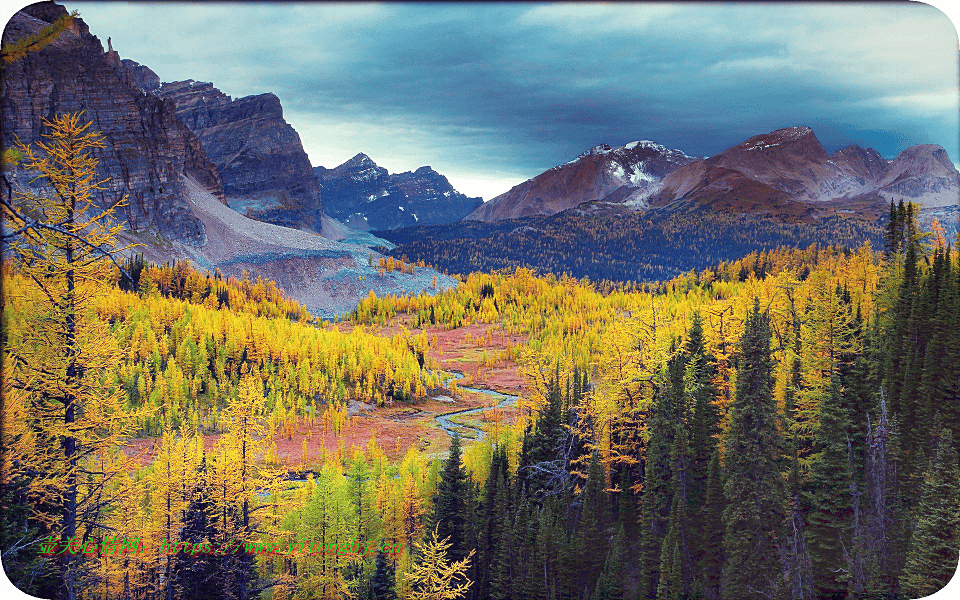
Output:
[156, 80, 324, 231]
[1, 2, 224, 245]
[315, 153, 481, 230]
[645, 126, 959, 215]
[466, 140, 696, 222]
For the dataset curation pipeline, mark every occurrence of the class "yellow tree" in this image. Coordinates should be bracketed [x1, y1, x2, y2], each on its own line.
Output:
[1, 112, 139, 598]
[403, 527, 474, 600]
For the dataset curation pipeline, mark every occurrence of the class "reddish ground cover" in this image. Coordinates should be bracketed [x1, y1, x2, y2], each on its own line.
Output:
[124, 318, 529, 470]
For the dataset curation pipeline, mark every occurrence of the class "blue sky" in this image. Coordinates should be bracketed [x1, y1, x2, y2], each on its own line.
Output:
[49, 2, 960, 200]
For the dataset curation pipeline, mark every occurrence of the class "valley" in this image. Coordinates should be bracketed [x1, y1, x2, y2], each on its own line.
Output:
[2, 3, 958, 600]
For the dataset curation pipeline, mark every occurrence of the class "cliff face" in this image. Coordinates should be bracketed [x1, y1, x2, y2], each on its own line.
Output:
[157, 80, 324, 232]
[315, 153, 481, 230]
[1, 2, 224, 246]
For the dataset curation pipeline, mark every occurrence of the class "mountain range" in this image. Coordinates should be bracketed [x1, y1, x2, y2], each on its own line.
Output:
[468, 125, 959, 224]
[3, 2, 957, 313]
[315, 154, 482, 231]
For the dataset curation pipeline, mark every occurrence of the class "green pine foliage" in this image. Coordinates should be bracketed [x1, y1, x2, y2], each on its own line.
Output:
[430, 434, 471, 562]
[901, 429, 960, 599]
[721, 299, 786, 600]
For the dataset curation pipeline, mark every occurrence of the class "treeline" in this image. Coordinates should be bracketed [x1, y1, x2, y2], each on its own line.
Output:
[375, 206, 885, 283]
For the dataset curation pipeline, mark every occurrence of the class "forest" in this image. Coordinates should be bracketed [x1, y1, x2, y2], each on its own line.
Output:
[374, 204, 887, 283]
[1, 115, 959, 600]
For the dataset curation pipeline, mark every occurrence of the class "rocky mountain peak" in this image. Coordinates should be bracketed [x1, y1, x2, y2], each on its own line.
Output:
[348, 152, 376, 166]
[576, 143, 614, 160]
[2, 3, 224, 245]
[315, 156, 480, 230]
[157, 79, 324, 231]
[120, 58, 160, 94]
[468, 138, 696, 222]
[732, 125, 822, 154]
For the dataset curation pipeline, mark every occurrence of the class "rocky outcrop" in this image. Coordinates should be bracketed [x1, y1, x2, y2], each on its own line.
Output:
[120, 58, 160, 94]
[466, 140, 696, 222]
[157, 80, 324, 231]
[136, 174, 456, 319]
[315, 153, 481, 230]
[1, 2, 224, 245]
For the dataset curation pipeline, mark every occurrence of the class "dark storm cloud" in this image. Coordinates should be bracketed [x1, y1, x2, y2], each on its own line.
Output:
[67, 2, 959, 199]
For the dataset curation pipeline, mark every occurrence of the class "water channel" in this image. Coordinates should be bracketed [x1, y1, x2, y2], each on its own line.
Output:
[432, 370, 519, 441]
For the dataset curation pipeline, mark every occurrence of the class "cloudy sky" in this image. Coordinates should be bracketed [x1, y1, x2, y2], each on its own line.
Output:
[61, 1, 960, 201]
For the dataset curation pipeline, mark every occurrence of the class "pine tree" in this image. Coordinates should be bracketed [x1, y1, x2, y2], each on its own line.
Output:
[575, 450, 608, 587]
[591, 525, 625, 600]
[640, 350, 684, 598]
[699, 451, 724, 600]
[370, 548, 398, 600]
[430, 434, 471, 562]
[900, 428, 960, 599]
[721, 299, 786, 600]
[656, 495, 686, 600]
[804, 379, 853, 598]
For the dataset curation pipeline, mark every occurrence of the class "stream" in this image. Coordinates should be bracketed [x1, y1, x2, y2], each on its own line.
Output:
[432, 371, 519, 441]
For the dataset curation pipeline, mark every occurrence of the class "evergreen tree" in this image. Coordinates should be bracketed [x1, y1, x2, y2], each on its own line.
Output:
[171, 454, 219, 600]
[370, 548, 398, 600]
[430, 434, 471, 562]
[640, 346, 685, 598]
[656, 495, 686, 600]
[699, 451, 724, 600]
[721, 299, 786, 600]
[591, 526, 625, 600]
[804, 379, 853, 598]
[901, 429, 960, 599]
[574, 451, 608, 592]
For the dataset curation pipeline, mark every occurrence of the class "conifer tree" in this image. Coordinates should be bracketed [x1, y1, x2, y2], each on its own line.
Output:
[406, 527, 475, 600]
[1, 112, 138, 599]
[640, 349, 685, 598]
[721, 299, 786, 600]
[591, 525, 625, 600]
[430, 434, 470, 562]
[900, 428, 960, 599]
[575, 451, 608, 590]
[804, 379, 853, 598]
[699, 451, 724, 600]
[370, 548, 398, 600]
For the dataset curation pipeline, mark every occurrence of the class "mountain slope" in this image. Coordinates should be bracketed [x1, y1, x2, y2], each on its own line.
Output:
[315, 153, 481, 230]
[466, 141, 696, 222]
[646, 126, 959, 215]
[124, 175, 455, 318]
[469, 126, 958, 224]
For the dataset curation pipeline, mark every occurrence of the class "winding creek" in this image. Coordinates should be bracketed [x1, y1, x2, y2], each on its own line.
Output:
[432, 371, 519, 441]
[266, 371, 520, 492]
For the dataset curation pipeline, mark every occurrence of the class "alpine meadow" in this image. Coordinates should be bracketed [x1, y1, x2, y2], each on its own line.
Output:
[2, 3, 959, 600]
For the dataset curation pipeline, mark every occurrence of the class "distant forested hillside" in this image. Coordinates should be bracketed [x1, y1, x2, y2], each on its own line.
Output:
[376, 206, 886, 282]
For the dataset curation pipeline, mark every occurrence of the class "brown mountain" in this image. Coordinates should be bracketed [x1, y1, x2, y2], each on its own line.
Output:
[641, 126, 958, 218]
[465, 141, 696, 222]
[878, 144, 960, 208]
[1, 2, 225, 245]
[157, 80, 324, 232]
